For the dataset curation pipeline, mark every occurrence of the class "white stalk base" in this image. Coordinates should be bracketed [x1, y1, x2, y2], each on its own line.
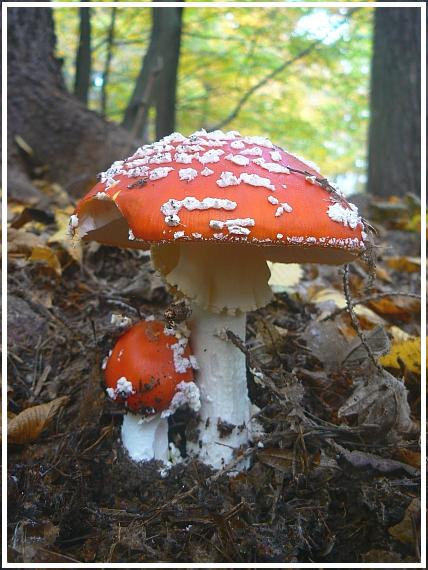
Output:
[121, 412, 169, 463]
[187, 304, 251, 470]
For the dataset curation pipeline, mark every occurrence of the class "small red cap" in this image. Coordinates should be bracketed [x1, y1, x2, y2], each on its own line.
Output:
[104, 320, 194, 414]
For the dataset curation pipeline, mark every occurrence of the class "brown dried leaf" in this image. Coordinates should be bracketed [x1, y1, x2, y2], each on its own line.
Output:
[367, 295, 420, 322]
[342, 325, 391, 364]
[8, 396, 69, 444]
[257, 448, 295, 473]
[388, 498, 420, 544]
[338, 369, 415, 435]
[7, 227, 45, 255]
[385, 256, 421, 273]
[333, 442, 419, 476]
[394, 448, 421, 468]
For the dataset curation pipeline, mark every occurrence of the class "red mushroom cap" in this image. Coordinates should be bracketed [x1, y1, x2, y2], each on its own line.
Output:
[72, 130, 367, 264]
[104, 320, 194, 414]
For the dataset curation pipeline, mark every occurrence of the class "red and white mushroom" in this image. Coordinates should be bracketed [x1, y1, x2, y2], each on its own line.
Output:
[104, 319, 199, 463]
[72, 129, 368, 470]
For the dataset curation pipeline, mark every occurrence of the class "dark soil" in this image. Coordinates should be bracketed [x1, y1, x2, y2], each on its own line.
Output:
[7, 196, 421, 564]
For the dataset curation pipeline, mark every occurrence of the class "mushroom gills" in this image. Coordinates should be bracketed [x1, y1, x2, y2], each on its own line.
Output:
[77, 200, 142, 249]
[151, 242, 273, 314]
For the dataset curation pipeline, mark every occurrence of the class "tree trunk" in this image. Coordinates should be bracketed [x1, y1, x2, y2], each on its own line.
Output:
[7, 7, 138, 203]
[367, 7, 421, 198]
[74, 7, 92, 105]
[122, 5, 183, 140]
[100, 7, 117, 117]
[153, 6, 183, 139]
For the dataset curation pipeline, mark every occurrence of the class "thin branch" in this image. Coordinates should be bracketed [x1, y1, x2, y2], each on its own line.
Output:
[211, 9, 360, 131]
[343, 265, 382, 371]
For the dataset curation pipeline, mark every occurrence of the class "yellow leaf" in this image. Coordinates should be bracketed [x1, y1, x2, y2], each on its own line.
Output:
[48, 209, 82, 264]
[404, 212, 421, 233]
[385, 256, 421, 273]
[29, 245, 62, 275]
[8, 396, 69, 444]
[267, 262, 303, 292]
[379, 337, 421, 374]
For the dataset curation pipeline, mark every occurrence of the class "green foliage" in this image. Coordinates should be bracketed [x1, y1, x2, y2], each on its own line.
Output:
[54, 6, 373, 193]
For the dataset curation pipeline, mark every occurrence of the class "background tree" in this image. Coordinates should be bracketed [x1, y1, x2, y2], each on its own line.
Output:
[73, 7, 92, 105]
[7, 7, 137, 203]
[55, 6, 372, 194]
[121, 4, 183, 140]
[367, 7, 421, 198]
[100, 7, 117, 117]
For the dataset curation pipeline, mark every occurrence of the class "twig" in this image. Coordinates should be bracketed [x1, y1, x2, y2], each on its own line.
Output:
[80, 426, 112, 456]
[32, 364, 52, 398]
[342, 265, 382, 371]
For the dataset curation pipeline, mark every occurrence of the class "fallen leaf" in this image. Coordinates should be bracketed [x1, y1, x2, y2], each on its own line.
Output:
[389, 325, 413, 343]
[385, 256, 421, 273]
[301, 320, 349, 370]
[332, 442, 419, 476]
[48, 208, 82, 263]
[404, 212, 421, 233]
[8, 396, 69, 444]
[267, 262, 303, 292]
[394, 448, 421, 468]
[29, 245, 62, 275]
[310, 288, 386, 326]
[7, 227, 45, 255]
[342, 326, 391, 364]
[338, 369, 415, 435]
[367, 296, 420, 321]
[388, 498, 420, 544]
[10, 207, 55, 229]
[379, 337, 421, 374]
[257, 448, 295, 473]
[361, 549, 404, 562]
[374, 265, 393, 283]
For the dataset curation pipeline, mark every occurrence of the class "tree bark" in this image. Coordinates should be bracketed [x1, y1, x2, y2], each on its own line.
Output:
[100, 7, 117, 117]
[153, 6, 183, 139]
[122, 5, 183, 140]
[7, 7, 138, 203]
[74, 7, 92, 105]
[367, 7, 421, 198]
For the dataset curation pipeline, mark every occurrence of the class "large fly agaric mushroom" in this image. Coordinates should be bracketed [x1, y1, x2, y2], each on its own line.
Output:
[70, 129, 369, 469]
[104, 319, 200, 463]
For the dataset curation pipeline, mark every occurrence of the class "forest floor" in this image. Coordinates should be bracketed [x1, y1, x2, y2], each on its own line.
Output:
[6, 181, 422, 564]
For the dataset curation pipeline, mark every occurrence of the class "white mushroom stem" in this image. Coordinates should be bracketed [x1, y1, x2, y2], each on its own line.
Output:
[121, 412, 169, 463]
[151, 242, 273, 470]
[186, 303, 251, 469]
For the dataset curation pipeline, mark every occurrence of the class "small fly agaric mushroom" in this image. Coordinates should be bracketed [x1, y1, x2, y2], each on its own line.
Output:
[71, 129, 370, 470]
[104, 319, 200, 463]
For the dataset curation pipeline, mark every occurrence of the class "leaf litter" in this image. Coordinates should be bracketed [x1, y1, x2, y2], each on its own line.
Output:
[6, 182, 421, 563]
